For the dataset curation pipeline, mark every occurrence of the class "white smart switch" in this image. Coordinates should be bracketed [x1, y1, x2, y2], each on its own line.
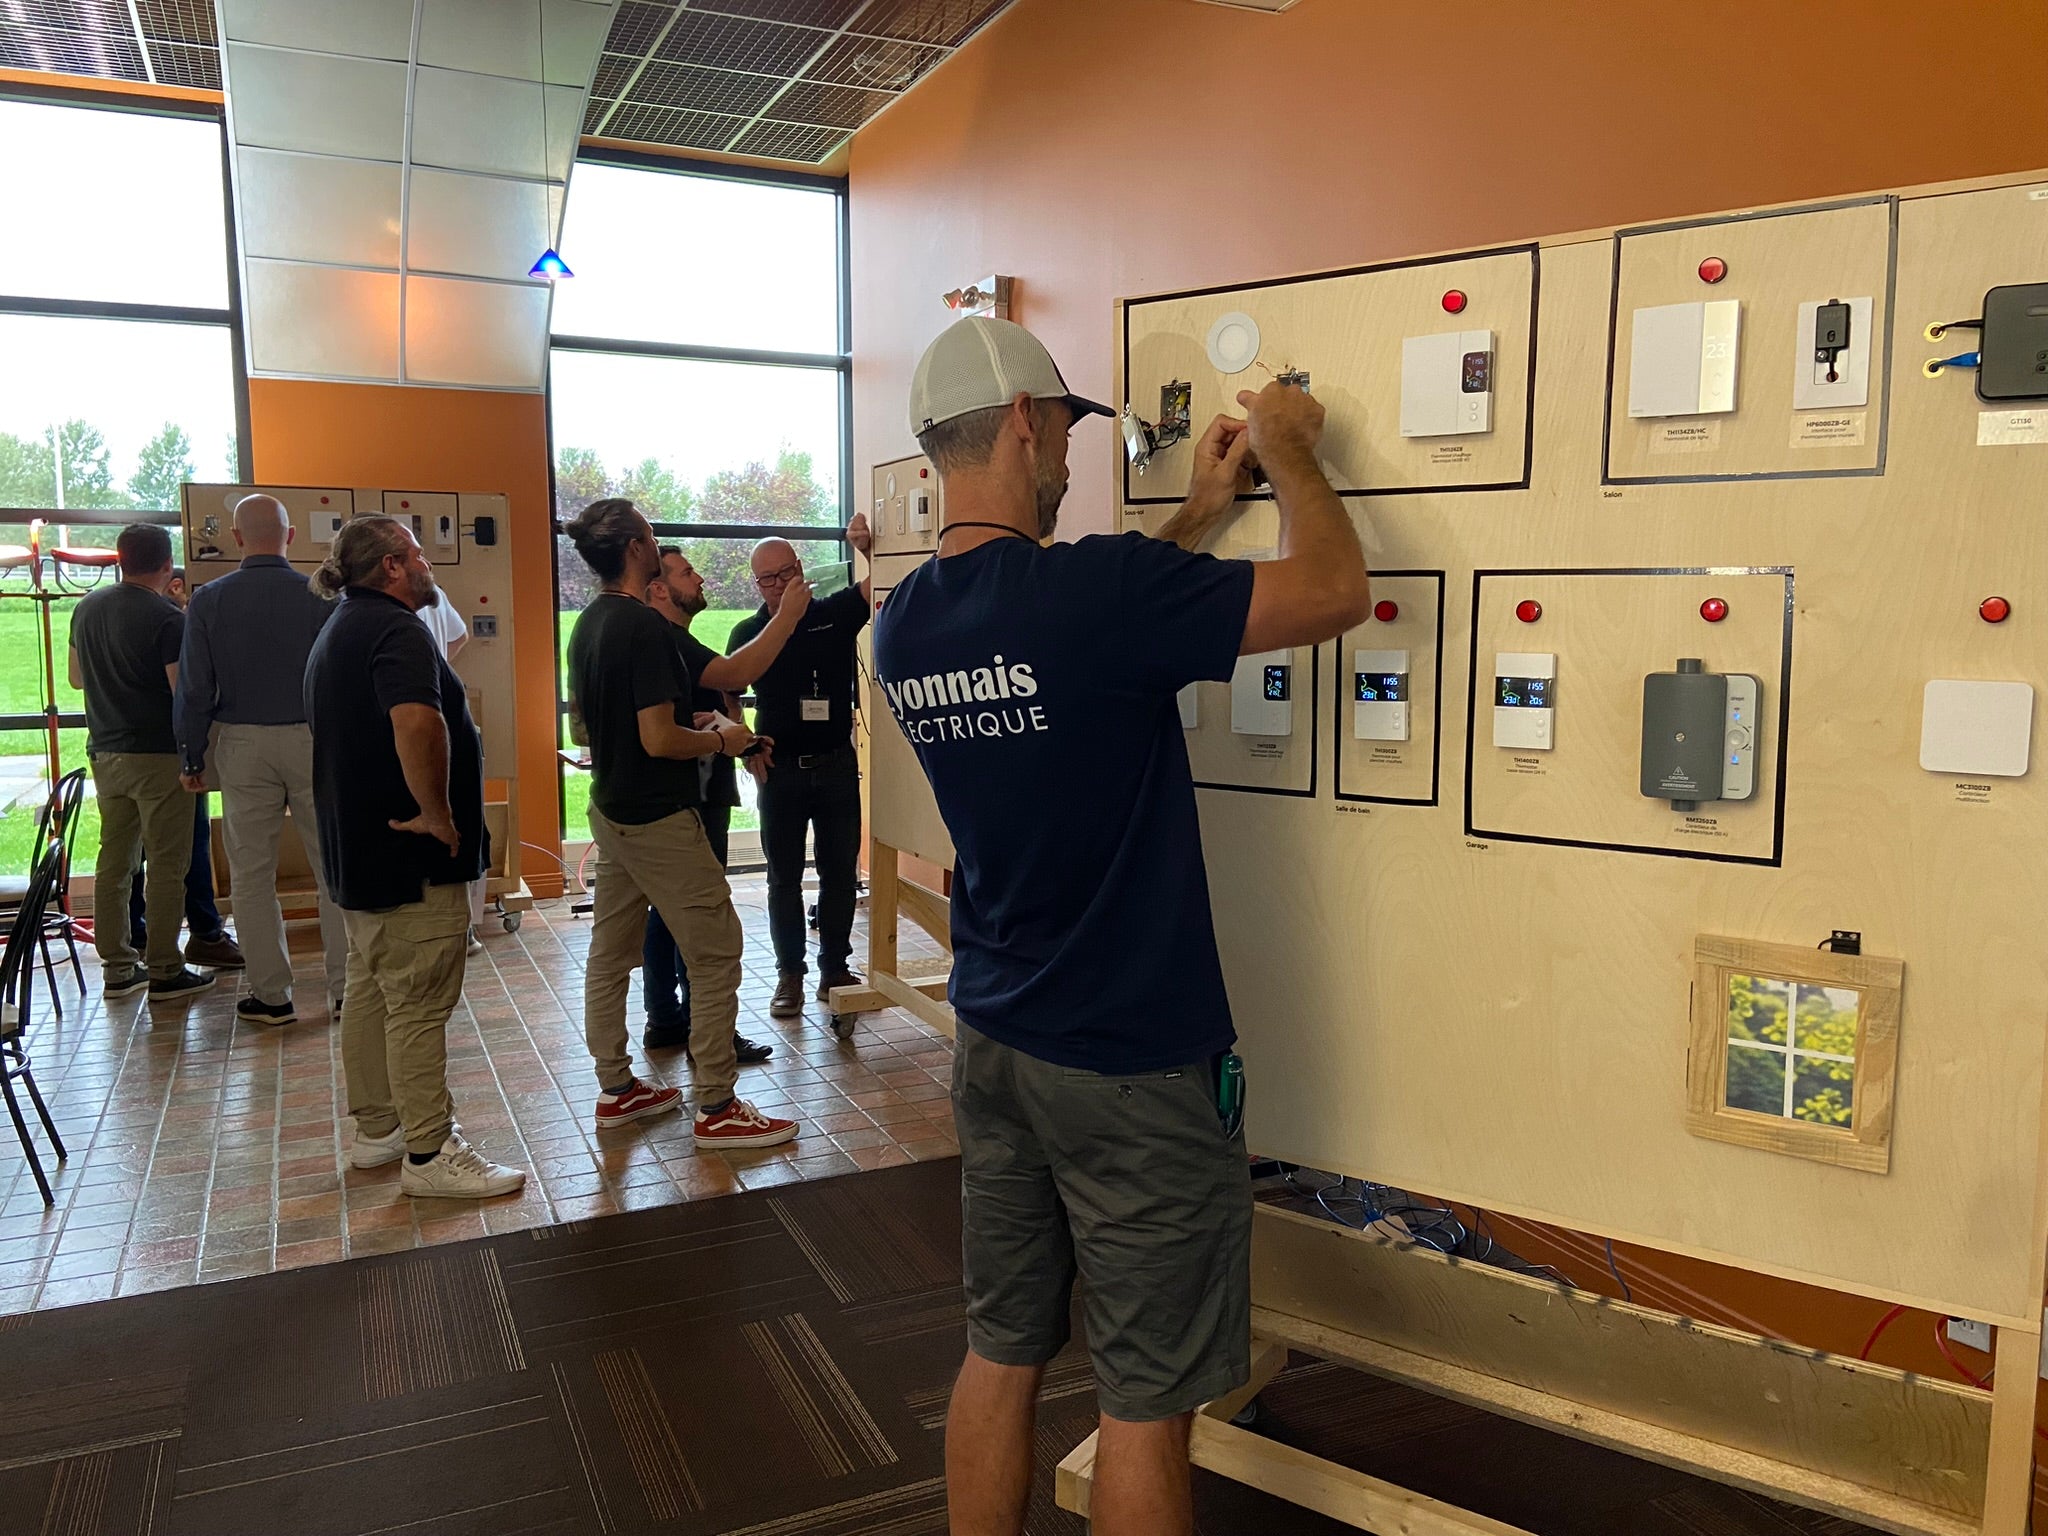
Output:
[1921, 680, 2034, 777]
[1353, 649, 1411, 741]
[1628, 299, 1741, 418]
[1232, 650, 1294, 737]
[1400, 329, 1495, 437]
[1493, 651, 1556, 751]
[1177, 684, 1199, 731]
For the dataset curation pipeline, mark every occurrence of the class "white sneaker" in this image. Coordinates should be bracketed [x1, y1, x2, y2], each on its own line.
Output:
[467, 928, 484, 956]
[348, 1124, 406, 1169]
[400, 1133, 527, 1199]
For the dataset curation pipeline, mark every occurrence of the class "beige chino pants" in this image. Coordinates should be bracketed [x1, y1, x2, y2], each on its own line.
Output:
[213, 723, 349, 1006]
[340, 881, 468, 1155]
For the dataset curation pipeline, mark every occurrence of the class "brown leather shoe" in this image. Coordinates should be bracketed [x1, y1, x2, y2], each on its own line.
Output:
[770, 973, 804, 1018]
[185, 932, 245, 969]
[816, 968, 861, 1002]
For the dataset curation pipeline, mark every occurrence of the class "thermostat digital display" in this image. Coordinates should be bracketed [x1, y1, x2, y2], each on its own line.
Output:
[1262, 665, 1291, 701]
[1355, 672, 1408, 703]
[1495, 676, 1554, 709]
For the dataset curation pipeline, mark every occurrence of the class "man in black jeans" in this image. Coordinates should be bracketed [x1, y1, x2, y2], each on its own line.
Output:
[640, 544, 810, 1059]
[726, 523, 873, 1020]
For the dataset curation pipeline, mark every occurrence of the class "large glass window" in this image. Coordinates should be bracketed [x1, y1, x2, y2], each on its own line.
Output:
[550, 155, 848, 855]
[0, 90, 245, 876]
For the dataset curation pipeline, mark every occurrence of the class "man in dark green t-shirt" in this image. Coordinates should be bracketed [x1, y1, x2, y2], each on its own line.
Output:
[563, 498, 801, 1152]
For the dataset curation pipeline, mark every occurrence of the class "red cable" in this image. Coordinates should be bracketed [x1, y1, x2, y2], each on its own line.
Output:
[1858, 1305, 1908, 1361]
[1932, 1317, 1992, 1390]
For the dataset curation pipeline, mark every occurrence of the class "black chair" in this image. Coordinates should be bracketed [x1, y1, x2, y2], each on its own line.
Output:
[0, 847, 67, 1206]
[0, 770, 87, 1015]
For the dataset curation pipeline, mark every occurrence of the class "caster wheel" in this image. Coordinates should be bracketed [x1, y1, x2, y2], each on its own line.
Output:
[502, 912, 523, 933]
[830, 1013, 856, 1041]
[1230, 1397, 1261, 1428]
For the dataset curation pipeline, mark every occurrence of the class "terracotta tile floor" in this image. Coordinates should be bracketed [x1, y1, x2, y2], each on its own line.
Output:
[0, 874, 956, 1313]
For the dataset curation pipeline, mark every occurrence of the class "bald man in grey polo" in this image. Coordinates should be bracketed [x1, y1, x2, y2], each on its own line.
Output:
[176, 495, 347, 1023]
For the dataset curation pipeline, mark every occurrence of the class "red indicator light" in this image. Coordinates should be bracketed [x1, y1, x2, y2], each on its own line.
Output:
[1515, 599, 1542, 624]
[1698, 256, 1728, 284]
[1981, 595, 2012, 624]
[919, 467, 929, 478]
[1701, 597, 1729, 622]
[1442, 289, 1467, 314]
[400, 499, 411, 509]
[319, 495, 330, 504]
[1373, 600, 1399, 623]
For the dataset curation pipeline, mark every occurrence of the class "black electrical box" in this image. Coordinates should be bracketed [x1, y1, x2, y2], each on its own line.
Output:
[1977, 282, 2048, 402]
[473, 515, 497, 546]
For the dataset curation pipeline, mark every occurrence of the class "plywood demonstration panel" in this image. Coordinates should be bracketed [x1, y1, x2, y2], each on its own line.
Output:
[1115, 171, 2048, 1327]
[866, 455, 953, 870]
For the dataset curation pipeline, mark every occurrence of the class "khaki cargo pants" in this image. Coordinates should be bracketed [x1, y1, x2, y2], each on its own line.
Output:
[340, 881, 468, 1155]
[90, 752, 192, 980]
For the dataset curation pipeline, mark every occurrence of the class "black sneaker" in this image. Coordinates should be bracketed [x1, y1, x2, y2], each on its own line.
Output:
[642, 1016, 689, 1051]
[236, 996, 296, 1027]
[102, 966, 148, 1001]
[147, 968, 215, 1004]
[681, 1032, 776, 1066]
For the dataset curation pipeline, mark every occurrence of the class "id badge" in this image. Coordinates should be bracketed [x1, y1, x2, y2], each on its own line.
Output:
[801, 698, 830, 721]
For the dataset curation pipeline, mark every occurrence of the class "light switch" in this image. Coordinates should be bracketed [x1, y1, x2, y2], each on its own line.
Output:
[1231, 650, 1293, 737]
[913, 491, 932, 534]
[1628, 299, 1741, 418]
[1921, 680, 2033, 777]
[314, 511, 345, 544]
[1177, 684, 1198, 731]
[1493, 651, 1555, 750]
[1400, 329, 1495, 437]
[1353, 649, 1411, 741]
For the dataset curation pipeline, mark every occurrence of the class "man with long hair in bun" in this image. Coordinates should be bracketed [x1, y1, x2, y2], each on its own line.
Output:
[563, 497, 799, 1149]
[304, 516, 526, 1199]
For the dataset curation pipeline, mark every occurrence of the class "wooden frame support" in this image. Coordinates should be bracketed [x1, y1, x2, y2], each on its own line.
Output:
[830, 838, 956, 1035]
[1981, 1324, 2042, 1535]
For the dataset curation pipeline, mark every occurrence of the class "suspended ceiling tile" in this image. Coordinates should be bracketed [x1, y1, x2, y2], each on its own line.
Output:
[237, 146, 402, 268]
[543, 82, 582, 179]
[653, 10, 828, 77]
[134, 0, 218, 46]
[406, 168, 554, 282]
[541, 0, 615, 86]
[766, 77, 892, 130]
[729, 118, 847, 164]
[245, 259, 400, 380]
[0, 24, 147, 78]
[582, 95, 614, 133]
[226, 44, 408, 160]
[589, 52, 636, 97]
[149, 40, 223, 88]
[600, 100, 744, 151]
[404, 274, 550, 388]
[419, 0, 543, 81]
[604, 0, 674, 55]
[690, 0, 865, 25]
[855, 0, 1008, 46]
[803, 30, 941, 90]
[628, 59, 782, 116]
[411, 65, 548, 178]
[218, 0, 414, 59]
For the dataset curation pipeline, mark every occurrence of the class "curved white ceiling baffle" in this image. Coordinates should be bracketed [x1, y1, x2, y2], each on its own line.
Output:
[220, 0, 618, 391]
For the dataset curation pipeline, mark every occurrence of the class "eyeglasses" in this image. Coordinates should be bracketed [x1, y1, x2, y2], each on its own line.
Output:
[755, 563, 801, 589]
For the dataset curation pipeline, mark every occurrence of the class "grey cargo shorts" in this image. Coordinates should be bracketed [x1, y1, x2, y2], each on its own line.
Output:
[952, 1022, 1253, 1422]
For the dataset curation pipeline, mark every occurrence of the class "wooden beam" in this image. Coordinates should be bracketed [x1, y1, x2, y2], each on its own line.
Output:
[1981, 1323, 2041, 1535]
[1201, 1337, 1289, 1424]
[872, 967, 957, 1037]
[898, 876, 951, 952]
[1055, 1429, 1098, 1518]
[866, 840, 901, 982]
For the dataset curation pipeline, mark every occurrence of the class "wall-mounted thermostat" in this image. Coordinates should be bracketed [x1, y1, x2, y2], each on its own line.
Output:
[1177, 684, 1198, 731]
[1921, 679, 2033, 776]
[1400, 329, 1495, 437]
[1628, 299, 1741, 418]
[1353, 649, 1410, 741]
[1232, 650, 1293, 737]
[1493, 652, 1555, 750]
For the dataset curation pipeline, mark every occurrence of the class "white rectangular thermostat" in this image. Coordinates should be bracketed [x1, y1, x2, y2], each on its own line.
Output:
[1493, 652, 1556, 750]
[1232, 650, 1294, 737]
[1628, 299, 1741, 418]
[1921, 679, 2033, 777]
[1400, 329, 1495, 437]
[1177, 684, 1199, 731]
[1353, 649, 1411, 741]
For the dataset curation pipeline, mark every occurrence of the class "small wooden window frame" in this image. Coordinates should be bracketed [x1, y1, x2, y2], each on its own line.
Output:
[1687, 935, 1904, 1173]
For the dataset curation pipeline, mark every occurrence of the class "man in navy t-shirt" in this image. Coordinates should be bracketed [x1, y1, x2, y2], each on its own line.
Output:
[875, 317, 1370, 1536]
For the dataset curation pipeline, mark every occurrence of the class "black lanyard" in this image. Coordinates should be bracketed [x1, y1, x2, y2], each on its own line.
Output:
[937, 522, 1035, 546]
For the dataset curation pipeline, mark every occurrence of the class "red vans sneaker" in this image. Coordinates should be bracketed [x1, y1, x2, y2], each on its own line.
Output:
[693, 1099, 800, 1149]
[595, 1077, 683, 1130]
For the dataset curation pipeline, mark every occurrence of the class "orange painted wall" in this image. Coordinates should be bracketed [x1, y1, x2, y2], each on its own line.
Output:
[247, 379, 564, 897]
[846, 0, 2048, 1505]
[848, 0, 2048, 537]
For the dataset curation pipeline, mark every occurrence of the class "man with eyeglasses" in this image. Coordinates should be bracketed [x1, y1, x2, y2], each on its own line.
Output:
[726, 528, 873, 1022]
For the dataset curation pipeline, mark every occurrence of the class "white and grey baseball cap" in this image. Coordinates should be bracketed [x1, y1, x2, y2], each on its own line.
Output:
[907, 317, 1114, 437]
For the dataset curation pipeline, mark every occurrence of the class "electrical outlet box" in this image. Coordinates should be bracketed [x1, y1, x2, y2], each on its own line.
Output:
[1792, 296, 1873, 411]
[1492, 652, 1555, 750]
[1400, 329, 1495, 437]
[1628, 299, 1741, 417]
[471, 614, 498, 640]
[1177, 684, 1198, 731]
[1947, 1317, 1992, 1353]
[1232, 650, 1294, 737]
[1352, 649, 1411, 741]
[1921, 679, 2034, 777]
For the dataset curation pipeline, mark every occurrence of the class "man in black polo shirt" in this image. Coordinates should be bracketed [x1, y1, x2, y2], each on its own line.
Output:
[304, 516, 525, 1201]
[639, 544, 810, 1059]
[727, 529, 874, 1020]
[68, 524, 214, 1005]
